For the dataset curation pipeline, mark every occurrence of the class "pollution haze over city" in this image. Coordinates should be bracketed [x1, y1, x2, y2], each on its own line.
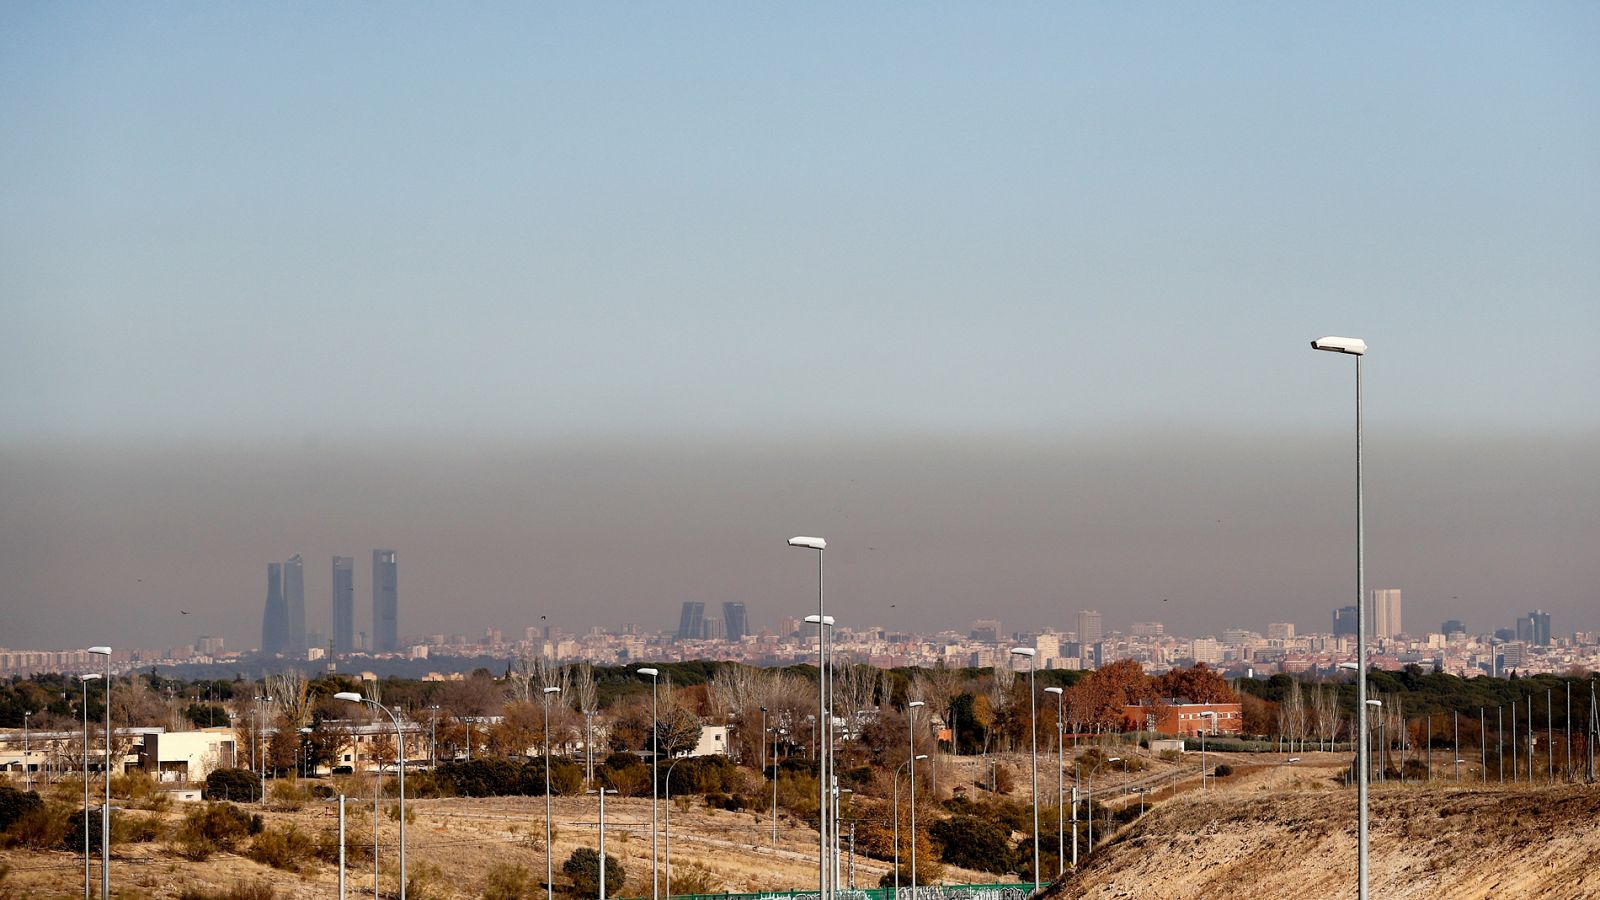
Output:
[3, 4, 1598, 654]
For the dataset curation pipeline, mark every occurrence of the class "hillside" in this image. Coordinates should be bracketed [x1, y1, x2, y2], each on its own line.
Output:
[1042, 762, 1600, 900]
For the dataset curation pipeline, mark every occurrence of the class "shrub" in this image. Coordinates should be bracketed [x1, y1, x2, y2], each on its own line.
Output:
[176, 881, 276, 900]
[929, 814, 1016, 874]
[1212, 764, 1234, 778]
[479, 861, 534, 900]
[407, 859, 449, 900]
[668, 862, 721, 895]
[992, 764, 1016, 794]
[112, 771, 169, 810]
[246, 824, 315, 872]
[563, 847, 624, 896]
[205, 768, 262, 803]
[1159, 749, 1182, 762]
[5, 801, 71, 850]
[0, 786, 42, 833]
[175, 803, 254, 860]
[267, 779, 306, 811]
[115, 812, 166, 843]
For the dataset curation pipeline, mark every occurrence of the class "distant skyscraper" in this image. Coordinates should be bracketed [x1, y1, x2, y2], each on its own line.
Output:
[283, 554, 305, 653]
[1441, 619, 1466, 636]
[677, 602, 705, 640]
[970, 619, 1001, 642]
[1077, 610, 1103, 645]
[372, 550, 398, 653]
[722, 602, 748, 642]
[1130, 621, 1165, 638]
[1333, 605, 1358, 637]
[1266, 622, 1295, 641]
[332, 556, 354, 654]
[1519, 610, 1551, 646]
[1370, 589, 1402, 638]
[261, 563, 288, 655]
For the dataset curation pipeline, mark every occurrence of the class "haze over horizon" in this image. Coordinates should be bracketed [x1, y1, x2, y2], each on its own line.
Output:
[3, 5, 1596, 651]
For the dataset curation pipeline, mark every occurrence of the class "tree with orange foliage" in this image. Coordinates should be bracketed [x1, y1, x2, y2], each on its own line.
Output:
[1153, 663, 1238, 704]
[1074, 659, 1153, 732]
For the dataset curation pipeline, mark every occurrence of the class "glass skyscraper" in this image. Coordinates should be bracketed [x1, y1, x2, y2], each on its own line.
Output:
[261, 562, 288, 655]
[372, 549, 398, 653]
[332, 556, 354, 654]
[283, 553, 305, 653]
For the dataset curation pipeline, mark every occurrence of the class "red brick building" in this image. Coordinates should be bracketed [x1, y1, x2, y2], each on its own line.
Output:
[1121, 699, 1244, 737]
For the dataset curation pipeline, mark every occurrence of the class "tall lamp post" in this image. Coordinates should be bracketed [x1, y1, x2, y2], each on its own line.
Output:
[907, 700, 925, 896]
[335, 692, 406, 900]
[1084, 756, 1121, 852]
[803, 609, 836, 900]
[789, 535, 828, 900]
[541, 686, 561, 900]
[1311, 333, 1370, 900]
[80, 672, 100, 900]
[1010, 646, 1040, 894]
[663, 758, 686, 899]
[1045, 686, 1065, 877]
[636, 667, 661, 900]
[892, 754, 927, 900]
[23, 711, 31, 792]
[586, 787, 620, 900]
[87, 646, 111, 900]
[1198, 711, 1217, 790]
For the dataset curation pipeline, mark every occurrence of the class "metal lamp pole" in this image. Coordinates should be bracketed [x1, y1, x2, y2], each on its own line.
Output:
[80, 673, 100, 900]
[1045, 686, 1064, 877]
[87, 647, 111, 900]
[1311, 334, 1370, 900]
[587, 787, 619, 900]
[1199, 711, 1217, 789]
[1084, 756, 1120, 852]
[907, 700, 925, 897]
[637, 667, 661, 900]
[1010, 647, 1040, 894]
[893, 754, 926, 900]
[664, 758, 685, 899]
[335, 693, 407, 900]
[789, 535, 828, 900]
[542, 686, 561, 900]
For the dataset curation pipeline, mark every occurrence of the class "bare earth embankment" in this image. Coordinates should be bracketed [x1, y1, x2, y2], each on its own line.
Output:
[1043, 762, 1600, 900]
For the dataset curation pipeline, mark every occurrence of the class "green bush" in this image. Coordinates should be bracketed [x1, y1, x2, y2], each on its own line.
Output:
[437, 757, 583, 798]
[1212, 764, 1234, 778]
[479, 861, 534, 900]
[204, 768, 262, 803]
[6, 801, 72, 850]
[176, 880, 276, 900]
[929, 814, 1016, 874]
[0, 786, 42, 833]
[246, 824, 316, 872]
[563, 847, 624, 897]
[175, 803, 255, 860]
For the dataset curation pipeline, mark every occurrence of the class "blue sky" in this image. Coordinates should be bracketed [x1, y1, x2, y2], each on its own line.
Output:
[2, 5, 1598, 648]
[4, 3, 1597, 442]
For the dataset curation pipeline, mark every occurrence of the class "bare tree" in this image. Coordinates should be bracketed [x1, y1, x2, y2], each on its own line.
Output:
[570, 662, 599, 781]
[267, 670, 314, 731]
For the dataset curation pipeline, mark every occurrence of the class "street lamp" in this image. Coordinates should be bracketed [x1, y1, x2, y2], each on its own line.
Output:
[1366, 699, 1384, 784]
[663, 757, 687, 899]
[907, 700, 925, 896]
[586, 787, 620, 900]
[1084, 756, 1121, 852]
[637, 667, 661, 900]
[80, 672, 100, 900]
[23, 711, 31, 792]
[542, 686, 561, 900]
[892, 754, 927, 900]
[1198, 711, 1217, 790]
[87, 646, 111, 900]
[335, 692, 407, 900]
[789, 534, 828, 900]
[1045, 686, 1065, 876]
[1311, 333, 1371, 900]
[1010, 646, 1041, 895]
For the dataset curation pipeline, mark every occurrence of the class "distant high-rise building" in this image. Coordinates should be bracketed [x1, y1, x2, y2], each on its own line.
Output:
[970, 619, 1002, 642]
[703, 617, 725, 641]
[1266, 623, 1295, 641]
[261, 563, 288, 655]
[283, 554, 305, 653]
[1370, 589, 1402, 639]
[1130, 621, 1165, 638]
[1518, 610, 1551, 647]
[1077, 610, 1103, 647]
[722, 602, 748, 641]
[372, 550, 398, 653]
[1441, 619, 1466, 637]
[1333, 605, 1358, 637]
[677, 602, 705, 640]
[332, 556, 354, 654]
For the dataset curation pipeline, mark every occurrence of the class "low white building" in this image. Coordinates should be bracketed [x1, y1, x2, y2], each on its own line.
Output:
[138, 728, 238, 784]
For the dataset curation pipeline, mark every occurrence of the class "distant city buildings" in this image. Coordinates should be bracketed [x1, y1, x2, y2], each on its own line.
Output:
[722, 602, 748, 642]
[1077, 610, 1103, 645]
[260, 562, 288, 656]
[969, 619, 1001, 642]
[284, 554, 305, 652]
[677, 602, 706, 640]
[1441, 619, 1466, 637]
[1333, 605, 1358, 637]
[1267, 622, 1295, 641]
[1371, 588, 1403, 638]
[332, 556, 355, 654]
[372, 550, 398, 653]
[1518, 610, 1551, 647]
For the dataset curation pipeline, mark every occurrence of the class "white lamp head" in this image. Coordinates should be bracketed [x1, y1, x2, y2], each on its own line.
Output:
[82, 673, 101, 682]
[637, 667, 659, 677]
[803, 614, 836, 626]
[88, 646, 111, 656]
[787, 536, 826, 550]
[1311, 335, 1367, 356]
[1009, 647, 1037, 657]
[1365, 699, 1383, 707]
[1338, 662, 1360, 671]
[543, 686, 561, 694]
[1108, 757, 1122, 763]
[914, 754, 928, 760]
[334, 692, 363, 703]
[1044, 686, 1063, 695]
[908, 700, 925, 709]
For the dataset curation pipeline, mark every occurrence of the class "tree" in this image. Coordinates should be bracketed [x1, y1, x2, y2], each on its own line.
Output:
[204, 768, 262, 802]
[563, 847, 624, 896]
[929, 814, 1016, 874]
[1153, 664, 1237, 704]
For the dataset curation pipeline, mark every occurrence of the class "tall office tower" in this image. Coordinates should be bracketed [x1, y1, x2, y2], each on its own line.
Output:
[372, 550, 398, 653]
[722, 602, 748, 642]
[1441, 619, 1466, 636]
[261, 563, 288, 655]
[283, 554, 306, 653]
[703, 617, 725, 641]
[1266, 622, 1296, 641]
[677, 601, 705, 640]
[1519, 610, 1551, 646]
[969, 619, 1002, 642]
[1370, 589, 1402, 639]
[332, 556, 355, 654]
[1077, 610, 1103, 645]
[1333, 605, 1358, 637]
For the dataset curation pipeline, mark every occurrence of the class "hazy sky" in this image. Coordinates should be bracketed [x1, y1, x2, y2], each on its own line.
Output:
[2, 5, 1597, 650]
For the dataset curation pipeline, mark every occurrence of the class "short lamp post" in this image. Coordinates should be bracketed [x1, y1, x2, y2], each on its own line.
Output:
[892, 754, 927, 900]
[586, 787, 620, 900]
[335, 692, 406, 900]
[1085, 756, 1121, 852]
[1045, 685, 1065, 876]
[87, 646, 111, 900]
[664, 758, 686, 899]
[789, 534, 828, 900]
[1198, 711, 1217, 790]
